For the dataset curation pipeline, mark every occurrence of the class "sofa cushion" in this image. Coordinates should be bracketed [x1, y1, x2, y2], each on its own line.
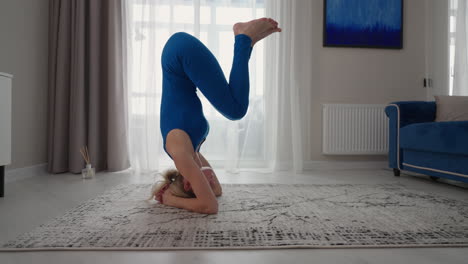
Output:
[400, 121, 468, 155]
[435, 95, 468, 121]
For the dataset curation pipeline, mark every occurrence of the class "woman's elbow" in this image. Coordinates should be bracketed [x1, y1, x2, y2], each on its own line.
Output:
[214, 188, 222, 197]
[198, 202, 218, 215]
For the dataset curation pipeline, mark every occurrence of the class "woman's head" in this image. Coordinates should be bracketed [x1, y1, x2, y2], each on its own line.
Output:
[149, 169, 195, 201]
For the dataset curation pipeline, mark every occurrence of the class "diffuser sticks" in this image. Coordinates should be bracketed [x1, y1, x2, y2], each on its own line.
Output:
[80, 146, 91, 165]
[80, 146, 95, 179]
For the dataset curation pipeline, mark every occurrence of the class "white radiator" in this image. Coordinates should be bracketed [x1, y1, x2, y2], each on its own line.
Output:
[322, 104, 388, 155]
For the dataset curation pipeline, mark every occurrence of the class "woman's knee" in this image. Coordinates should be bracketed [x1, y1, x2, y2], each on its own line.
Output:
[166, 32, 199, 52]
[162, 33, 185, 68]
[162, 32, 198, 66]
[168, 32, 193, 43]
[225, 105, 248, 121]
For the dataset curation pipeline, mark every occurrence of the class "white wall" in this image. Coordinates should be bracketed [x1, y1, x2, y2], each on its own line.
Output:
[0, 0, 49, 169]
[304, 0, 428, 161]
[426, 0, 450, 99]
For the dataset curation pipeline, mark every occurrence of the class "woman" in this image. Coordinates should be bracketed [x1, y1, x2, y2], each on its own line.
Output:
[150, 18, 281, 214]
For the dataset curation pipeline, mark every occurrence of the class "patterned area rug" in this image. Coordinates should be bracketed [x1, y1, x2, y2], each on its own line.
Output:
[1, 183, 468, 251]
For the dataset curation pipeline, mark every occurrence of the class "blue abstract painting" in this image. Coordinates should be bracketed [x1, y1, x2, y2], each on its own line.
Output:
[324, 0, 403, 49]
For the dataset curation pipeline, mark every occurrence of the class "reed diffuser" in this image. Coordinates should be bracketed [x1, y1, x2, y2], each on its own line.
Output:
[80, 146, 95, 179]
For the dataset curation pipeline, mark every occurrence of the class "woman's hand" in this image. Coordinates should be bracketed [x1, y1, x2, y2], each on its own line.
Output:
[155, 183, 170, 203]
[162, 189, 175, 205]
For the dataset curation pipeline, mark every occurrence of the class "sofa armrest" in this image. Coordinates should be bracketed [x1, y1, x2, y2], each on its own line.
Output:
[385, 101, 436, 128]
[384, 101, 436, 169]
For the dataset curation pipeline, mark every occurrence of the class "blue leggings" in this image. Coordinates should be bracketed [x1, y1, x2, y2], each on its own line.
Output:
[160, 32, 253, 158]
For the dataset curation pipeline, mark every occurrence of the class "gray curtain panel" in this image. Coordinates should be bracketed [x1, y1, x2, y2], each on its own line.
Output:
[48, 0, 130, 173]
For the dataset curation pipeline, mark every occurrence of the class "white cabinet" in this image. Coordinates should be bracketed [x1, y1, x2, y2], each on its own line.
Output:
[0, 72, 12, 197]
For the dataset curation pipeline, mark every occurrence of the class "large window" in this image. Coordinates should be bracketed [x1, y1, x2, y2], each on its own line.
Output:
[129, 0, 265, 118]
[127, 0, 266, 164]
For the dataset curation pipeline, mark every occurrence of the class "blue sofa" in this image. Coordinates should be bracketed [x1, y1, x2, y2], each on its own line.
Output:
[385, 101, 468, 183]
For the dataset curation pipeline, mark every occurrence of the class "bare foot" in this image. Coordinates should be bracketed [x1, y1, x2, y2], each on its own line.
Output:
[233, 17, 282, 47]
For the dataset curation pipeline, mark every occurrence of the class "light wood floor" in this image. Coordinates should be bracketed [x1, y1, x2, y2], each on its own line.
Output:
[1, 166, 467, 264]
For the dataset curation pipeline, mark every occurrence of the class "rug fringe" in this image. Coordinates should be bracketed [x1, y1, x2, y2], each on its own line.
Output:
[1, 243, 468, 252]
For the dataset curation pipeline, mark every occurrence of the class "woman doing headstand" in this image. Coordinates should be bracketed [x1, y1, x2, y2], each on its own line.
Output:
[149, 18, 281, 214]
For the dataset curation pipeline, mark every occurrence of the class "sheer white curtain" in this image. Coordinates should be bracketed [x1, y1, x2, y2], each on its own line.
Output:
[264, 0, 311, 172]
[453, 0, 468, 95]
[124, 0, 267, 174]
[124, 0, 310, 174]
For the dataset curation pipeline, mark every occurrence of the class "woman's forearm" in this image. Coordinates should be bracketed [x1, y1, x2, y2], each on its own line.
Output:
[172, 153, 218, 214]
[165, 194, 217, 214]
[209, 173, 222, 196]
[198, 153, 222, 196]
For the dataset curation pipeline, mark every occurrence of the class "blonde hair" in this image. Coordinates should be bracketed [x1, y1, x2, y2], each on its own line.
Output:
[148, 168, 195, 201]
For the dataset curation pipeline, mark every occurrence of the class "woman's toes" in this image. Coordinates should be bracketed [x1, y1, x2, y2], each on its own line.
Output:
[233, 17, 281, 46]
[255, 27, 280, 44]
[268, 18, 277, 26]
[268, 18, 278, 27]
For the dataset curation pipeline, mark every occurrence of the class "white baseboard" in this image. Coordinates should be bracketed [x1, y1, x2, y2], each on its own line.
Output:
[164, 160, 388, 171]
[304, 161, 388, 171]
[2, 161, 388, 182]
[5, 163, 48, 183]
